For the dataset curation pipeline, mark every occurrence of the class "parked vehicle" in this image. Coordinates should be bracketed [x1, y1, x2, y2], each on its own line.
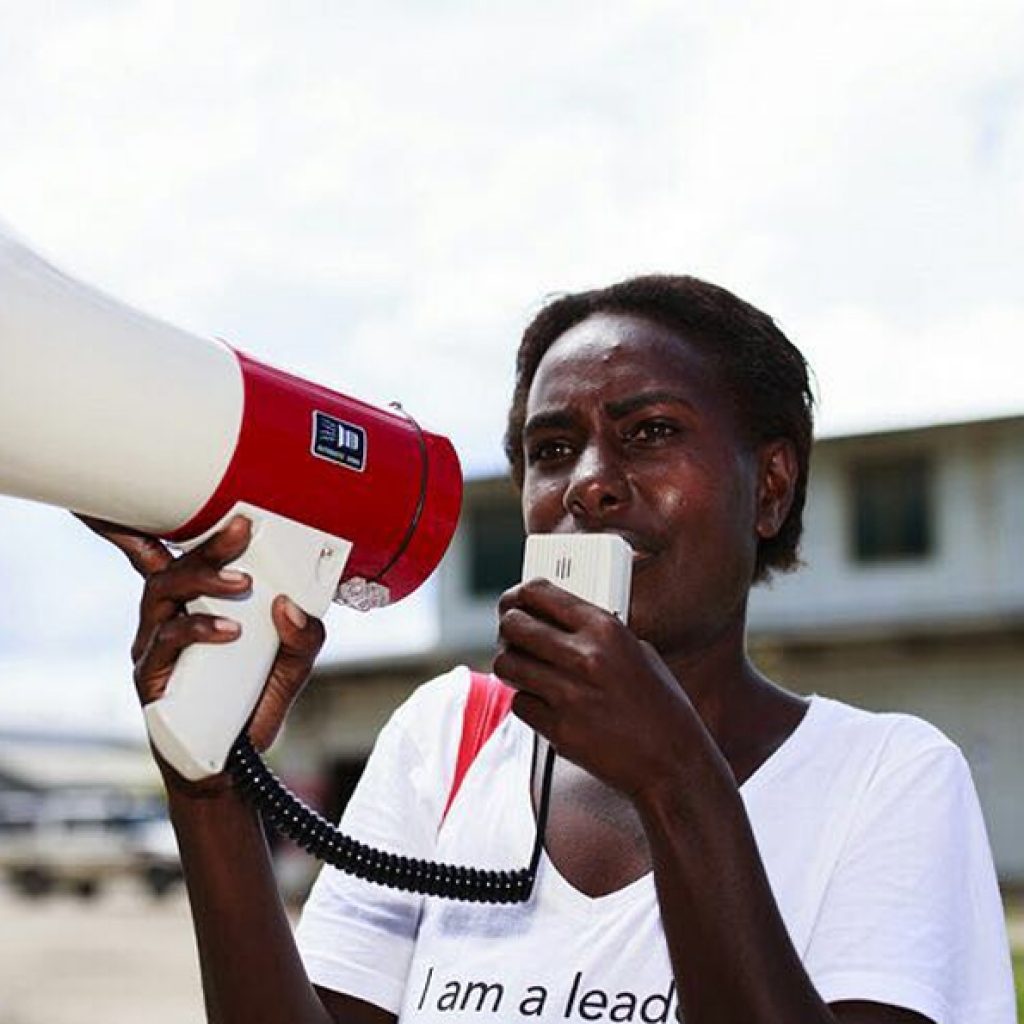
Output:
[0, 788, 182, 899]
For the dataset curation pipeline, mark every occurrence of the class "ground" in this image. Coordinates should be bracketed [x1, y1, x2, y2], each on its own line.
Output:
[0, 878, 207, 1024]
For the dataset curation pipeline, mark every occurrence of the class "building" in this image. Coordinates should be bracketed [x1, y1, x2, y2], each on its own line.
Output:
[281, 414, 1024, 883]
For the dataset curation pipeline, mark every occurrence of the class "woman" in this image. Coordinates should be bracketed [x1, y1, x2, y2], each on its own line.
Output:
[87, 276, 1014, 1023]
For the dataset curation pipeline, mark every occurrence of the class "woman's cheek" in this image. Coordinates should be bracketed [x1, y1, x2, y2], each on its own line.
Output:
[522, 480, 566, 533]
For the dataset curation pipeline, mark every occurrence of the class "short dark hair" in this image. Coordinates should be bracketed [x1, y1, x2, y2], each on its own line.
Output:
[503, 274, 815, 583]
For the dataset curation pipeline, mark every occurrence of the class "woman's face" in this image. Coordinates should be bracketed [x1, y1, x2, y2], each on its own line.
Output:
[519, 311, 785, 657]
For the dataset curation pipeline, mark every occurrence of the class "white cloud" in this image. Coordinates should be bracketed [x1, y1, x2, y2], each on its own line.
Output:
[798, 303, 1024, 435]
[0, 0, 1021, 730]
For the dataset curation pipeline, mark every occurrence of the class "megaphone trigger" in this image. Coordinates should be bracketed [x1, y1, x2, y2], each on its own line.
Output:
[142, 500, 353, 780]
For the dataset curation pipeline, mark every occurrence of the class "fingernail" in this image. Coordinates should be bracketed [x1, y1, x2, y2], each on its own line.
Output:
[213, 618, 241, 635]
[231, 515, 251, 530]
[219, 569, 248, 585]
[282, 597, 307, 629]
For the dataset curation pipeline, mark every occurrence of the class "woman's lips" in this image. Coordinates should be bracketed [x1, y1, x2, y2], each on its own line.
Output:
[631, 548, 657, 571]
[613, 533, 658, 569]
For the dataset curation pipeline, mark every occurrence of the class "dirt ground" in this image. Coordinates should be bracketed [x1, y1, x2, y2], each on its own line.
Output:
[0, 878, 226, 1024]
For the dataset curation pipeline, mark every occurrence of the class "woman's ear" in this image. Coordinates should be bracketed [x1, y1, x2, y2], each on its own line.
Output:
[755, 439, 799, 540]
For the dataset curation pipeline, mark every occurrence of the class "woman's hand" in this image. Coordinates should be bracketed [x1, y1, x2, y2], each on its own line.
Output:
[494, 578, 715, 802]
[77, 513, 325, 771]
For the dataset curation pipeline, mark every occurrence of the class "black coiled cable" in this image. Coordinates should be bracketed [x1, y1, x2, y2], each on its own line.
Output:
[227, 733, 555, 904]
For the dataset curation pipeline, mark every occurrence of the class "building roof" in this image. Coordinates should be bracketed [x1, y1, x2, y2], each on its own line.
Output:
[0, 733, 159, 792]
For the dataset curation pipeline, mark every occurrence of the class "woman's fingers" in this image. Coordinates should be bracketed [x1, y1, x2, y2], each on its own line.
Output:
[79, 510, 329, 783]
[134, 563, 251, 660]
[133, 613, 241, 702]
[497, 604, 586, 671]
[186, 515, 253, 569]
[497, 585, 626, 696]
[510, 691, 555, 738]
[133, 591, 325, 756]
[247, 596, 326, 751]
[497, 578, 594, 631]
[83, 511, 325, 758]
[75, 514, 173, 577]
[496, 645, 577, 749]
[132, 516, 252, 662]
[493, 644, 561, 707]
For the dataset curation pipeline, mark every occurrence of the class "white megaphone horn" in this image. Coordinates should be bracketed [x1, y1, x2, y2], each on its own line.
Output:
[0, 228, 462, 780]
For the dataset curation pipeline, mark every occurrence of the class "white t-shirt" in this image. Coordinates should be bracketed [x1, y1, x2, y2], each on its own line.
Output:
[295, 666, 1016, 1024]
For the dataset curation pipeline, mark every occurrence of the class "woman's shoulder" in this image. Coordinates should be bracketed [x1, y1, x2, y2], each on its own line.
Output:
[383, 664, 477, 751]
[807, 693, 965, 780]
[394, 663, 473, 712]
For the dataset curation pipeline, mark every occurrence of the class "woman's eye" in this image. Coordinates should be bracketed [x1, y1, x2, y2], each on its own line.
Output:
[627, 420, 678, 443]
[527, 439, 573, 464]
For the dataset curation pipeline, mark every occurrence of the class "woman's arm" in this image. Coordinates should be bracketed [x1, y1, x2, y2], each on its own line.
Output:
[634, 755, 931, 1024]
[496, 579, 934, 1024]
[80, 515, 396, 1024]
[164, 771, 395, 1024]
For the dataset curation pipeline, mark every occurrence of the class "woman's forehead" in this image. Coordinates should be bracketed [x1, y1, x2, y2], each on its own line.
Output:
[527, 311, 719, 409]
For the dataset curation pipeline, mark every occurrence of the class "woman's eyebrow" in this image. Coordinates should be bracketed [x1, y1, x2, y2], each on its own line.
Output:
[523, 409, 575, 436]
[604, 390, 697, 420]
[524, 392, 697, 435]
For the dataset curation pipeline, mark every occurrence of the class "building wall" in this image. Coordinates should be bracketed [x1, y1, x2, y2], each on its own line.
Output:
[438, 476, 521, 652]
[749, 417, 1024, 633]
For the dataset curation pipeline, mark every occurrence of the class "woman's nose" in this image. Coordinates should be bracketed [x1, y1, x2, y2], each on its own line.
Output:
[562, 441, 630, 522]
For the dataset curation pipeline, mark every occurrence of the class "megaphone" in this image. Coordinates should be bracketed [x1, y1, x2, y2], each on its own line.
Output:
[0, 228, 462, 780]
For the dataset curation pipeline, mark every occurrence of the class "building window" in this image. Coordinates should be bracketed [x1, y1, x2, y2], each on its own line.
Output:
[467, 502, 525, 597]
[849, 456, 934, 563]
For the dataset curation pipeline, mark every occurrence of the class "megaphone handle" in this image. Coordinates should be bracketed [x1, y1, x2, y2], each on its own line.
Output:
[142, 504, 352, 781]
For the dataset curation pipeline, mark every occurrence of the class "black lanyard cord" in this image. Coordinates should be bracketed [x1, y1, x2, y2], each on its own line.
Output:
[226, 731, 555, 905]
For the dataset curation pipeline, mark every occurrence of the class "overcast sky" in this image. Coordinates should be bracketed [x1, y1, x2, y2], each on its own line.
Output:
[0, 0, 1021, 737]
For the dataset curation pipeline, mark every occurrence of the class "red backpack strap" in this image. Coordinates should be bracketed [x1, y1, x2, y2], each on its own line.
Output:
[441, 670, 514, 824]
